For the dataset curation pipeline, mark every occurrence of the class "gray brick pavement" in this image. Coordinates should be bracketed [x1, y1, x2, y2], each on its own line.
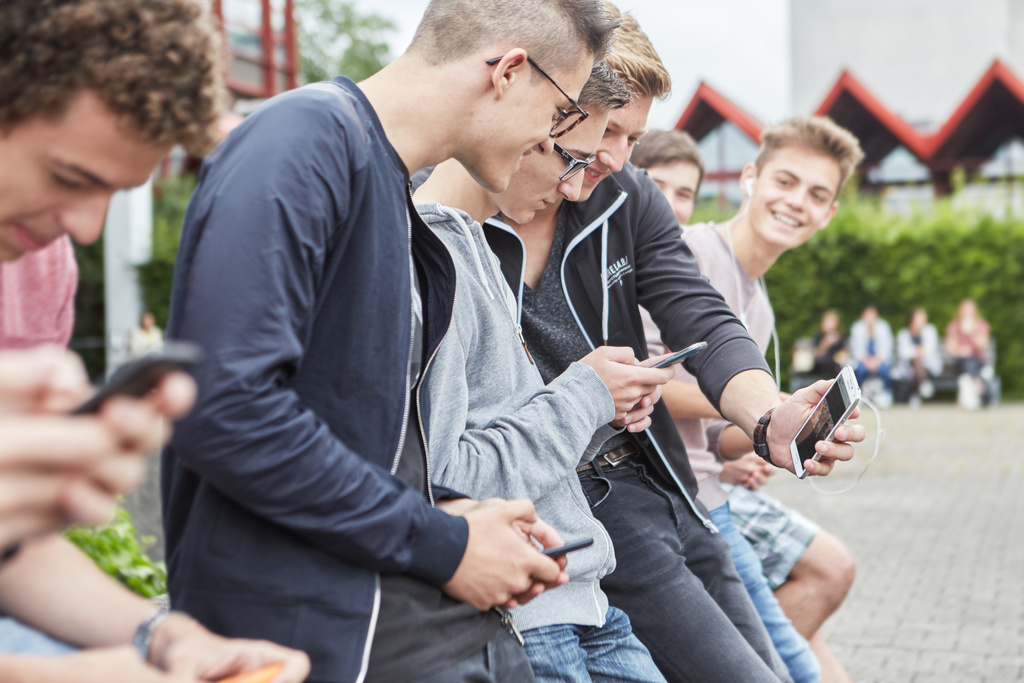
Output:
[763, 404, 1024, 682]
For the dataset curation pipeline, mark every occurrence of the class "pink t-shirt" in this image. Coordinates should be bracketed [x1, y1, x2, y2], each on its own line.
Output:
[641, 223, 773, 511]
[0, 236, 78, 349]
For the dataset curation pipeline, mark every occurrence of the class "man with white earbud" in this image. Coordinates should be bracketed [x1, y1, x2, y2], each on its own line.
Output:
[638, 116, 864, 683]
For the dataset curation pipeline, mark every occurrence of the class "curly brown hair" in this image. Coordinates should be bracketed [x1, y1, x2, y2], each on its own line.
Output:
[0, 0, 227, 156]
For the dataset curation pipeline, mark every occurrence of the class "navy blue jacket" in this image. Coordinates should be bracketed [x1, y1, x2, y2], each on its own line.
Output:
[162, 78, 466, 682]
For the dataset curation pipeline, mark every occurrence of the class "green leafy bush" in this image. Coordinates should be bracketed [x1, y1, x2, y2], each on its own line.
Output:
[65, 507, 167, 598]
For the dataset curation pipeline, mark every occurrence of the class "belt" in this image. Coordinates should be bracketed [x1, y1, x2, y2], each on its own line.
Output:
[576, 443, 638, 473]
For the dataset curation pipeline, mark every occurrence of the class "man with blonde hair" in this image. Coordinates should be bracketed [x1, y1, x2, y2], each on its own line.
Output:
[481, 4, 864, 681]
[644, 115, 864, 683]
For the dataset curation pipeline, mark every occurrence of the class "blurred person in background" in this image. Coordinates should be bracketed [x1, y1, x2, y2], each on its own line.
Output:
[849, 306, 893, 407]
[895, 308, 941, 407]
[811, 310, 848, 378]
[946, 298, 991, 409]
[130, 312, 166, 358]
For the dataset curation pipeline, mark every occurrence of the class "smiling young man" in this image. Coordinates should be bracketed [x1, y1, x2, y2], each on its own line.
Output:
[414, 64, 673, 683]
[480, 4, 865, 682]
[161, 1, 622, 681]
[642, 116, 865, 683]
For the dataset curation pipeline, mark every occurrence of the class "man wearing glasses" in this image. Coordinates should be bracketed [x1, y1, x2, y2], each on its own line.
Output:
[479, 4, 865, 682]
[161, 1, 621, 681]
[412, 64, 673, 683]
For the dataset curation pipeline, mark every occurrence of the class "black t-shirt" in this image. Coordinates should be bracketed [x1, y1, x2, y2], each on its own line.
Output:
[366, 259, 499, 682]
[520, 212, 631, 455]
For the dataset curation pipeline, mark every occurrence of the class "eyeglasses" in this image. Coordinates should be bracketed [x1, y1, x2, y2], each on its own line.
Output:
[485, 56, 589, 138]
[554, 143, 595, 181]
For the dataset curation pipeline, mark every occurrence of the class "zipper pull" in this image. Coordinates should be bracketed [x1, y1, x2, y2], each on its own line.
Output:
[516, 325, 535, 365]
[495, 607, 525, 646]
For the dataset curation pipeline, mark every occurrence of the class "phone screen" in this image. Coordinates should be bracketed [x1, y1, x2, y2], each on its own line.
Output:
[792, 379, 848, 465]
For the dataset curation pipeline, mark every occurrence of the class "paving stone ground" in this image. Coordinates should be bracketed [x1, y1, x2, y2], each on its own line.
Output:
[763, 403, 1024, 683]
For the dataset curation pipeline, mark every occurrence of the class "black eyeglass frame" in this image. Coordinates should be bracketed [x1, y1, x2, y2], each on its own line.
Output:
[554, 143, 595, 182]
[485, 56, 589, 138]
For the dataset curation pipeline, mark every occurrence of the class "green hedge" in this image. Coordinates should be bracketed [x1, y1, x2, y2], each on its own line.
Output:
[754, 199, 1024, 395]
[65, 507, 167, 598]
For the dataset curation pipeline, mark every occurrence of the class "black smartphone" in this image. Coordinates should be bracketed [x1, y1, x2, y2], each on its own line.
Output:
[642, 341, 708, 369]
[71, 342, 204, 415]
[541, 537, 594, 558]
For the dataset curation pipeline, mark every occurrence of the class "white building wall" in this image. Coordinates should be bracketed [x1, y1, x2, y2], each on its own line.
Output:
[790, 0, 1021, 127]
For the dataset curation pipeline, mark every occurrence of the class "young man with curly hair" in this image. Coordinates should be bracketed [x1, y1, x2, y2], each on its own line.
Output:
[0, 1, 309, 681]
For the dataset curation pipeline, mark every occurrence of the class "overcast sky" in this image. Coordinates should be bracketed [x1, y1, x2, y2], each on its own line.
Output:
[349, 0, 793, 130]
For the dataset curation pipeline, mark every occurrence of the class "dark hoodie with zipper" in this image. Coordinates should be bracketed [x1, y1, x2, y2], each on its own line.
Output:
[482, 162, 771, 526]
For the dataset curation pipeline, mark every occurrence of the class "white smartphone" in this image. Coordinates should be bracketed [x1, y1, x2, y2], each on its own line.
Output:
[790, 365, 861, 479]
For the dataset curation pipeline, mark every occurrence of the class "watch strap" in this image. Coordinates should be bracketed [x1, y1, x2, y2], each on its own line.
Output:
[133, 608, 172, 661]
[752, 407, 776, 463]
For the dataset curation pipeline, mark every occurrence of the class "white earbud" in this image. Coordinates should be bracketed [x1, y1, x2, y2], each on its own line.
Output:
[744, 177, 754, 197]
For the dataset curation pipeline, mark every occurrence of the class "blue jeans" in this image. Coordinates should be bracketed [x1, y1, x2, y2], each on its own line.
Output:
[522, 606, 666, 683]
[711, 504, 821, 683]
[0, 617, 74, 656]
[578, 456, 790, 682]
[855, 360, 891, 391]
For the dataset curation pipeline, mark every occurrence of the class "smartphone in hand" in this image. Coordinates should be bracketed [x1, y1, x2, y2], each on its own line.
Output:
[71, 342, 203, 415]
[541, 537, 594, 559]
[790, 366, 861, 479]
[641, 341, 708, 369]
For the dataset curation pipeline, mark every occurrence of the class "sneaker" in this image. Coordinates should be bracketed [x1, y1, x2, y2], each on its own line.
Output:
[909, 394, 922, 409]
[958, 374, 980, 410]
[920, 380, 934, 398]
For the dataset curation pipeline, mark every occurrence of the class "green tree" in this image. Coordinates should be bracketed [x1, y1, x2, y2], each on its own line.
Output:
[296, 0, 396, 84]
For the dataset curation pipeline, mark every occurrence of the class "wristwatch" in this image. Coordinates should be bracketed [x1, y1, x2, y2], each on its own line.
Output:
[133, 608, 173, 661]
[752, 407, 776, 464]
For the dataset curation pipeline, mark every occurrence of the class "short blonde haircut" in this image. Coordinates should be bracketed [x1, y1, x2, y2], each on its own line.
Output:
[755, 116, 865, 193]
[601, 2, 671, 100]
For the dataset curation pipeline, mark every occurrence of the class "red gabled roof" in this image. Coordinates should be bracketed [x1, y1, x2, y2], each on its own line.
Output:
[814, 69, 930, 163]
[674, 82, 763, 144]
[675, 59, 1024, 175]
[922, 59, 1024, 165]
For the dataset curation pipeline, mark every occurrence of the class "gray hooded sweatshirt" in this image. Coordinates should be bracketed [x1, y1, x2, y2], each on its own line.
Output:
[417, 202, 620, 631]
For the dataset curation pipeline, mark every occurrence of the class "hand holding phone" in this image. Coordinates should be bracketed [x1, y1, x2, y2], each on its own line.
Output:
[71, 342, 203, 415]
[790, 366, 861, 479]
